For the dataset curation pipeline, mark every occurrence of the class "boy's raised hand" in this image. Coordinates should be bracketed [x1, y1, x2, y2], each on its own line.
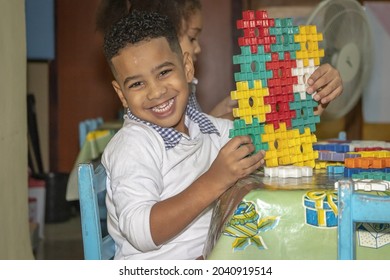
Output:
[206, 136, 265, 194]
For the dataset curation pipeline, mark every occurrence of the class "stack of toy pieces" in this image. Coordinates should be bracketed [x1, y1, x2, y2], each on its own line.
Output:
[229, 10, 324, 171]
[313, 140, 390, 190]
[313, 142, 359, 174]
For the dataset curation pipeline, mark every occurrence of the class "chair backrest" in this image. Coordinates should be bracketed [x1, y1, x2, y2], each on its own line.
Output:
[78, 163, 115, 260]
[336, 179, 390, 260]
[79, 117, 104, 148]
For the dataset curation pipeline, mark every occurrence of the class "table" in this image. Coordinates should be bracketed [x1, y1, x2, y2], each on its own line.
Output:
[204, 169, 390, 259]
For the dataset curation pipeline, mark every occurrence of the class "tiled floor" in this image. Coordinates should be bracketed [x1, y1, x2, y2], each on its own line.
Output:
[35, 209, 84, 260]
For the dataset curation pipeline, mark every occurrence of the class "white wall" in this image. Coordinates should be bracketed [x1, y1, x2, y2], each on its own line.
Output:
[0, 0, 34, 259]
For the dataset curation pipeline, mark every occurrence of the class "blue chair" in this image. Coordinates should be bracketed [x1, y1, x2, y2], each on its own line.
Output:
[78, 163, 115, 260]
[336, 179, 390, 259]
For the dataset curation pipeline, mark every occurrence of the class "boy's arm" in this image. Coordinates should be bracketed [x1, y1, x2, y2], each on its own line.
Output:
[306, 63, 343, 115]
[150, 136, 265, 246]
[208, 96, 237, 119]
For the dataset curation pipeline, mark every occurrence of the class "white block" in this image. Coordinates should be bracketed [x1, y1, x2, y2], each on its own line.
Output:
[353, 179, 390, 192]
[264, 166, 313, 178]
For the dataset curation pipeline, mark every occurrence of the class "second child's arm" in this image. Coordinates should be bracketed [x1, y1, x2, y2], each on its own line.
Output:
[150, 135, 265, 246]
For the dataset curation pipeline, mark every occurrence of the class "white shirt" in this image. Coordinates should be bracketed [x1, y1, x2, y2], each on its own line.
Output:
[102, 114, 232, 259]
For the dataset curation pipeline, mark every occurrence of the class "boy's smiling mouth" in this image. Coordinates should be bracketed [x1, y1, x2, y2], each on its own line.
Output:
[151, 97, 175, 114]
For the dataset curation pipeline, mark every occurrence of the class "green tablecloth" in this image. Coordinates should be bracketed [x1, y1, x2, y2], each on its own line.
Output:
[205, 170, 390, 260]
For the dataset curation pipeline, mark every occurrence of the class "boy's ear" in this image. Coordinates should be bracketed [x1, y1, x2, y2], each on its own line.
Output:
[182, 52, 195, 83]
[112, 80, 128, 108]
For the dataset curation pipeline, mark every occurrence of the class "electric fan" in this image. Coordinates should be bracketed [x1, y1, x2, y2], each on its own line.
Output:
[306, 0, 372, 120]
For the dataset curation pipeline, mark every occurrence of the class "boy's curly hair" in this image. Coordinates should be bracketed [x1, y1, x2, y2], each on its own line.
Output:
[103, 10, 182, 62]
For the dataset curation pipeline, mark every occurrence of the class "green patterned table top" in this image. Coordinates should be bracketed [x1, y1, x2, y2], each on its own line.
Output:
[205, 169, 390, 260]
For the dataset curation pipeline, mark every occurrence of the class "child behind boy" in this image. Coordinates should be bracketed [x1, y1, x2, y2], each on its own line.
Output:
[102, 10, 265, 259]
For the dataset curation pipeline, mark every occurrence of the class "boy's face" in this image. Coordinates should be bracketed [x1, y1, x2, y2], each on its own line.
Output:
[111, 37, 194, 133]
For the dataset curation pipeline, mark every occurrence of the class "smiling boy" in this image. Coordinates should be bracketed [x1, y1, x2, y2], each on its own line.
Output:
[102, 10, 264, 259]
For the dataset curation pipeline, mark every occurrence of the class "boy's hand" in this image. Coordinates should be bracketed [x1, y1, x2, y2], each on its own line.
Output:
[306, 63, 343, 114]
[207, 136, 265, 192]
[150, 136, 264, 245]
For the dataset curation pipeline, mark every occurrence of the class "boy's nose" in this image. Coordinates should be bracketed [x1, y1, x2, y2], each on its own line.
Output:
[147, 82, 167, 99]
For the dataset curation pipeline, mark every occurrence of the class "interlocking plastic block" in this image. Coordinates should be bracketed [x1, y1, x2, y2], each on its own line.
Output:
[344, 167, 362, 177]
[318, 151, 341, 162]
[345, 157, 390, 169]
[334, 178, 390, 192]
[231, 80, 271, 124]
[351, 179, 390, 192]
[352, 151, 390, 158]
[236, 10, 276, 54]
[352, 171, 390, 181]
[326, 165, 345, 174]
[264, 99, 296, 130]
[344, 167, 390, 178]
[269, 18, 300, 59]
[229, 117, 269, 152]
[289, 61, 320, 135]
[230, 10, 325, 169]
[289, 92, 320, 133]
[349, 140, 390, 152]
[294, 25, 324, 67]
[264, 165, 313, 178]
[292, 59, 318, 100]
[315, 161, 327, 170]
[345, 153, 361, 159]
[262, 122, 318, 167]
[317, 151, 358, 162]
[264, 53, 297, 129]
[355, 147, 390, 152]
[233, 46, 273, 88]
[313, 143, 350, 153]
[266, 53, 298, 93]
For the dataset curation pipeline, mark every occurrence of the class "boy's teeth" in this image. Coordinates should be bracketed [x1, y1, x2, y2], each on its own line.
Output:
[152, 98, 174, 113]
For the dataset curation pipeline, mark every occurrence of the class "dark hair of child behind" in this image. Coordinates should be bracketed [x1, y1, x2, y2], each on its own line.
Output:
[127, 0, 201, 37]
[103, 10, 182, 62]
[96, 0, 202, 36]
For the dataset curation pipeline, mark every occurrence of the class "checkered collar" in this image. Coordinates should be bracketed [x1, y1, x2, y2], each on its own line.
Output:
[126, 104, 220, 150]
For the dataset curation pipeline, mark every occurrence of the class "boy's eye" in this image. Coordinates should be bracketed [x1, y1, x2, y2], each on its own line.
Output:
[128, 81, 143, 89]
[160, 69, 172, 77]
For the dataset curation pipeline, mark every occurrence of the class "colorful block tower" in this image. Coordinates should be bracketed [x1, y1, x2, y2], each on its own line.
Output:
[229, 10, 324, 167]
